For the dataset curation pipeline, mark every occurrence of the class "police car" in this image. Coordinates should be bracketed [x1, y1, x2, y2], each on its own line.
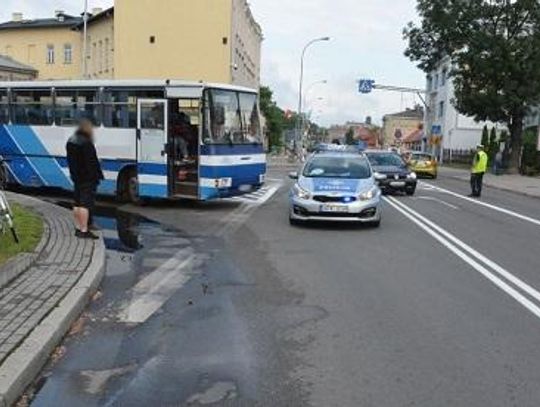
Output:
[289, 144, 382, 227]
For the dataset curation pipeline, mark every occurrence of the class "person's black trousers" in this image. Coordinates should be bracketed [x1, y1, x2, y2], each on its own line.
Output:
[470, 173, 485, 197]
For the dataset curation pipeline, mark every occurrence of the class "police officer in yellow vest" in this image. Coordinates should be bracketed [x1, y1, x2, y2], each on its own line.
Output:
[470, 144, 489, 198]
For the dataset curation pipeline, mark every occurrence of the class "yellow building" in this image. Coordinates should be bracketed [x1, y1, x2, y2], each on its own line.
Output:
[0, 1, 262, 88]
[382, 107, 424, 148]
[0, 11, 82, 80]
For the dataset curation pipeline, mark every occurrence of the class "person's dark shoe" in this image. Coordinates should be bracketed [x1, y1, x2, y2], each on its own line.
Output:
[75, 230, 99, 240]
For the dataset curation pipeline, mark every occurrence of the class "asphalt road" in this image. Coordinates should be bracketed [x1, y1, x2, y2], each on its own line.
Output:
[29, 167, 540, 406]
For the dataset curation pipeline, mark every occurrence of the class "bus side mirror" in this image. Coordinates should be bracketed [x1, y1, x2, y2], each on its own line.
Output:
[289, 171, 299, 180]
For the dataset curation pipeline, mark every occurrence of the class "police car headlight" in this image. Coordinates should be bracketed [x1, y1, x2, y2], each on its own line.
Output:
[359, 186, 378, 201]
[293, 184, 311, 200]
[374, 172, 387, 180]
[408, 172, 417, 180]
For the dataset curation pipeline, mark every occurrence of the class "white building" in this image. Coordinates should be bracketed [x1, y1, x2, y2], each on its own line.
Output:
[425, 58, 495, 157]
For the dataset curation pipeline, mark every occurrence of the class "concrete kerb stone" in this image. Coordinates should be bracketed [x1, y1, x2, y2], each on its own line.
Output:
[0, 208, 106, 407]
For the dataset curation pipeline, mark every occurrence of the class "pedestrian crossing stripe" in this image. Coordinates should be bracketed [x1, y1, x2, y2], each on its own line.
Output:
[224, 182, 282, 205]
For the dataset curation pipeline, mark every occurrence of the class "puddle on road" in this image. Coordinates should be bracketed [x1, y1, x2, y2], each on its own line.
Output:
[27, 197, 267, 407]
[28, 202, 215, 406]
[186, 380, 238, 405]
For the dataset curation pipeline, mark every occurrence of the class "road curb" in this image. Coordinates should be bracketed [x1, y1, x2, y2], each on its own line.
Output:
[0, 234, 106, 407]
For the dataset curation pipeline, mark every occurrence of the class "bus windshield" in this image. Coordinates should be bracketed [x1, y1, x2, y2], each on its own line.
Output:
[204, 89, 261, 144]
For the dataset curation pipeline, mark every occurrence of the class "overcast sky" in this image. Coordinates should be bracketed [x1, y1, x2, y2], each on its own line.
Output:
[0, 0, 425, 126]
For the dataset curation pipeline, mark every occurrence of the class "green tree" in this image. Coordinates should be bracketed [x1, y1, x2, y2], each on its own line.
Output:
[259, 86, 284, 151]
[404, 0, 540, 172]
[488, 127, 498, 161]
[345, 127, 355, 145]
[481, 125, 489, 149]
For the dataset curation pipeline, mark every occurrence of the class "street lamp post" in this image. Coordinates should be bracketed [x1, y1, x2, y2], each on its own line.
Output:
[297, 37, 330, 155]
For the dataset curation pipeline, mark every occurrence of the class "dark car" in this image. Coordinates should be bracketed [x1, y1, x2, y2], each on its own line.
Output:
[365, 150, 417, 195]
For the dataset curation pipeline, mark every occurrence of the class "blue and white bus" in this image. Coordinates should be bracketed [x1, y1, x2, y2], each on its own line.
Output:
[0, 80, 266, 202]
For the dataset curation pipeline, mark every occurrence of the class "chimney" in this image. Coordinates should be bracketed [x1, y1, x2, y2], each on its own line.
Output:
[55, 10, 65, 21]
[92, 7, 103, 15]
[12, 12, 23, 22]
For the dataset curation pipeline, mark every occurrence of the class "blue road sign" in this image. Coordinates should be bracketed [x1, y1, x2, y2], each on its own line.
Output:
[358, 79, 375, 94]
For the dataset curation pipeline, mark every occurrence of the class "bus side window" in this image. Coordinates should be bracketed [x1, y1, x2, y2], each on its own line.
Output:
[11, 89, 53, 126]
[103, 89, 164, 129]
[55, 89, 100, 127]
[0, 90, 8, 124]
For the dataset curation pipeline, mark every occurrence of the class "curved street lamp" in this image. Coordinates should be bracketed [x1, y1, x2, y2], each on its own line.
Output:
[296, 37, 330, 151]
[303, 80, 327, 108]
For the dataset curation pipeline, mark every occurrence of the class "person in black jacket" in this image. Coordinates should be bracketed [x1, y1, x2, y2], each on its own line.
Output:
[66, 119, 104, 239]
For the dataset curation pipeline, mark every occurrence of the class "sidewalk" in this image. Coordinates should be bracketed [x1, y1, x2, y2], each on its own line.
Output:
[267, 154, 300, 168]
[440, 166, 540, 199]
[0, 192, 105, 407]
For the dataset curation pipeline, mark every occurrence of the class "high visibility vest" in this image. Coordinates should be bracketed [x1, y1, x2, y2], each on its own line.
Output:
[472, 151, 488, 174]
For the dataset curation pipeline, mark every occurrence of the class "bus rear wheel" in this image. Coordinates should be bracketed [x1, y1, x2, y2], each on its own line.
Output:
[118, 168, 142, 205]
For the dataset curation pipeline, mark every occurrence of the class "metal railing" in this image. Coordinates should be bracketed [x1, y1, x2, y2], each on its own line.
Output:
[0, 158, 19, 243]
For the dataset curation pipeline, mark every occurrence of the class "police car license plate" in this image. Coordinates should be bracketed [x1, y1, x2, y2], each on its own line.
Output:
[320, 204, 349, 213]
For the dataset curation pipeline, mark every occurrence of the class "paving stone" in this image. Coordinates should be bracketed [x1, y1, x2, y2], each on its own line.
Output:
[0, 194, 96, 366]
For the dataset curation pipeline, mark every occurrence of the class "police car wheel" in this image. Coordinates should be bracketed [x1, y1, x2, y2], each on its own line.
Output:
[406, 187, 416, 196]
[368, 219, 381, 228]
[289, 216, 303, 226]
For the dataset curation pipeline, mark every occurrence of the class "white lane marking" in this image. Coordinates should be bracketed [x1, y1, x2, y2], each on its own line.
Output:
[389, 196, 540, 304]
[385, 196, 540, 319]
[421, 182, 540, 227]
[118, 247, 201, 324]
[413, 196, 459, 210]
[210, 180, 283, 237]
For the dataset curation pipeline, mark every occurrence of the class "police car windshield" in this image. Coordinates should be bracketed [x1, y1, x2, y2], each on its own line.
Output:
[303, 156, 371, 179]
[367, 153, 405, 167]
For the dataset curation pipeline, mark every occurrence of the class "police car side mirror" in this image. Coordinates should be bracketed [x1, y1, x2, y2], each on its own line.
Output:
[289, 171, 299, 180]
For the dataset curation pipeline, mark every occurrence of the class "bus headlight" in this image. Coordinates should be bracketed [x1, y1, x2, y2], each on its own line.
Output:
[293, 184, 311, 200]
[359, 186, 378, 201]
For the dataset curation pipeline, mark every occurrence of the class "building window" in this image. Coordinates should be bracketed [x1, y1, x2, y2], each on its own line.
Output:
[46, 45, 55, 64]
[27, 44, 36, 64]
[104, 38, 110, 71]
[434, 74, 439, 89]
[149, 36, 156, 44]
[99, 40, 103, 72]
[438, 101, 445, 118]
[64, 44, 72, 65]
[441, 69, 447, 86]
[92, 42, 97, 74]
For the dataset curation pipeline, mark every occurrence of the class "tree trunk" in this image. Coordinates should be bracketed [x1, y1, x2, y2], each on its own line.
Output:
[506, 114, 524, 174]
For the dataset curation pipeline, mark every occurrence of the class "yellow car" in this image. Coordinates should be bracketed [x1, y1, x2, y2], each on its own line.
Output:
[407, 152, 438, 179]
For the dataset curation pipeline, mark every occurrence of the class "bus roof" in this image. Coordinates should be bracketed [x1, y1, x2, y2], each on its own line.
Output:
[0, 79, 258, 94]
